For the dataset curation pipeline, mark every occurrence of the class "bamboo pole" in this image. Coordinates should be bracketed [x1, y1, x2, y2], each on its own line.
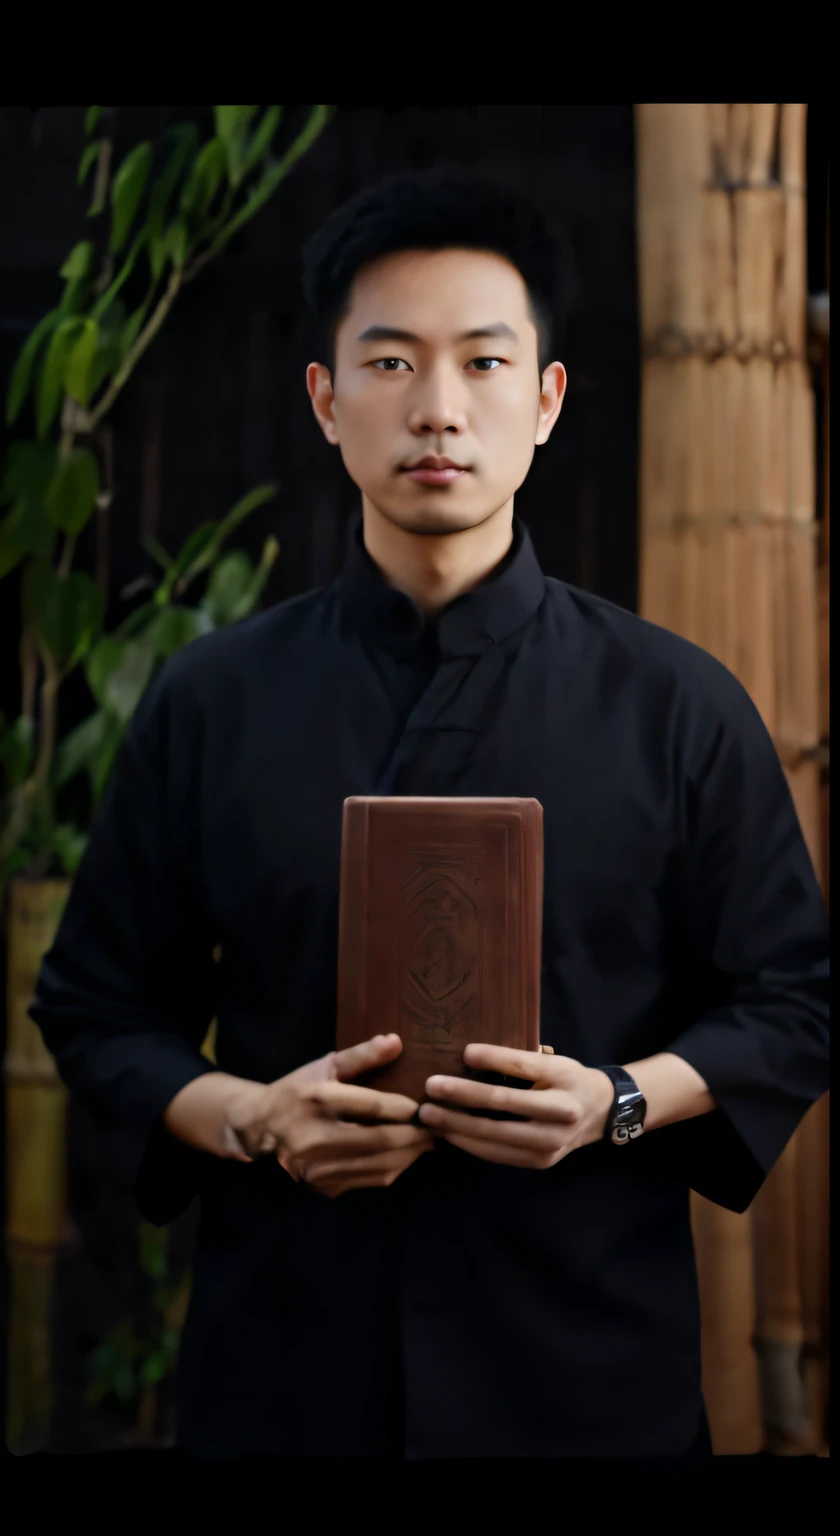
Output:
[796, 173, 829, 1456]
[635, 103, 826, 1455]
[4, 877, 71, 1454]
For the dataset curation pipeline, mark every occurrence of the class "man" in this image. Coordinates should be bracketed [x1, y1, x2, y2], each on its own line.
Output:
[30, 168, 830, 1461]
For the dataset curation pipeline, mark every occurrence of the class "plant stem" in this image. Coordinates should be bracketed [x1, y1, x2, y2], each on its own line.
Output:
[89, 136, 113, 224]
[32, 653, 59, 796]
[94, 425, 113, 597]
[57, 533, 77, 580]
[88, 269, 182, 429]
[19, 617, 39, 721]
[135, 1382, 158, 1444]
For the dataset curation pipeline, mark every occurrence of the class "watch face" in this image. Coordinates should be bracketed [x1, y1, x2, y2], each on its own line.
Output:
[612, 1122, 644, 1144]
[610, 1080, 646, 1144]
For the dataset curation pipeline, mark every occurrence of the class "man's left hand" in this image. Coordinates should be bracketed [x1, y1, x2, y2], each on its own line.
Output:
[419, 1044, 615, 1168]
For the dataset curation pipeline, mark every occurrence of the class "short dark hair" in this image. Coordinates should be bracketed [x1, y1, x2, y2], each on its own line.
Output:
[301, 166, 574, 376]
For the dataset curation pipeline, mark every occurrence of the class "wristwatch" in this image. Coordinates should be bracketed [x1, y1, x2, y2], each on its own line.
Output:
[599, 1065, 647, 1145]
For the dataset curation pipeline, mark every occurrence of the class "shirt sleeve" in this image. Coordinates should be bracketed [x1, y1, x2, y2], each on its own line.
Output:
[27, 653, 220, 1226]
[660, 672, 830, 1214]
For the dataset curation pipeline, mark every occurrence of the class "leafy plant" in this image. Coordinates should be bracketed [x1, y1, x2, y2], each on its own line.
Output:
[0, 104, 334, 904]
[84, 1221, 192, 1445]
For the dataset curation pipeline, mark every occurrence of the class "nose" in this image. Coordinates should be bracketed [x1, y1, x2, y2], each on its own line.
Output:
[406, 366, 469, 438]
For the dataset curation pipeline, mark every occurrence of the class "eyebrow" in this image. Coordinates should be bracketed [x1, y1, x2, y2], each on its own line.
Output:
[355, 321, 520, 345]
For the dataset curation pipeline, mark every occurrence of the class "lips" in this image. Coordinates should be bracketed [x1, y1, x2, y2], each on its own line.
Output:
[402, 457, 470, 487]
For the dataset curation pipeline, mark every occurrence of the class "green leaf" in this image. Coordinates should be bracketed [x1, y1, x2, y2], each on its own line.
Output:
[51, 708, 111, 788]
[163, 519, 220, 594]
[166, 483, 278, 600]
[231, 533, 279, 621]
[86, 343, 121, 401]
[113, 1363, 136, 1403]
[60, 241, 95, 281]
[63, 318, 99, 405]
[202, 551, 255, 626]
[6, 309, 59, 426]
[146, 124, 199, 279]
[22, 563, 106, 668]
[144, 605, 214, 659]
[35, 317, 85, 438]
[139, 1351, 169, 1387]
[1, 439, 58, 507]
[86, 635, 157, 722]
[0, 501, 56, 577]
[179, 138, 226, 221]
[212, 106, 334, 256]
[215, 481, 279, 545]
[52, 823, 89, 875]
[94, 297, 128, 345]
[214, 105, 260, 141]
[239, 106, 283, 181]
[141, 534, 173, 573]
[140, 1222, 167, 1279]
[90, 712, 125, 806]
[84, 636, 122, 704]
[151, 123, 200, 216]
[214, 106, 259, 186]
[90, 228, 148, 322]
[0, 716, 35, 788]
[109, 141, 153, 255]
[166, 217, 188, 271]
[45, 448, 100, 535]
[202, 533, 278, 627]
[77, 140, 102, 188]
[120, 302, 147, 360]
[85, 105, 103, 135]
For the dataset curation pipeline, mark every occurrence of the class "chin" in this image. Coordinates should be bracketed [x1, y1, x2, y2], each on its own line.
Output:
[389, 503, 489, 538]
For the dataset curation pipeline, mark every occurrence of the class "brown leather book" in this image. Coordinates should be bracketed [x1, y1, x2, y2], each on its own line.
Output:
[336, 796, 544, 1104]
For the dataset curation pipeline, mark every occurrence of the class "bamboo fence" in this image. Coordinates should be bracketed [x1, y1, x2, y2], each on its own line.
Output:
[635, 103, 829, 1456]
[4, 878, 71, 1454]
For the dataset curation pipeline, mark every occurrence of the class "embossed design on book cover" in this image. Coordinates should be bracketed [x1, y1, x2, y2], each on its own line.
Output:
[398, 845, 485, 1039]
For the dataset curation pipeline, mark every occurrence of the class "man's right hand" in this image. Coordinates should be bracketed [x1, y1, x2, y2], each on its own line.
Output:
[223, 1033, 434, 1198]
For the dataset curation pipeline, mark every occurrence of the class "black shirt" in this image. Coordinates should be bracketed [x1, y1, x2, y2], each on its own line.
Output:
[29, 514, 830, 1459]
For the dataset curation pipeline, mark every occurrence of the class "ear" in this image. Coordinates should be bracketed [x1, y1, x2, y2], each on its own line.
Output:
[306, 362, 339, 445]
[535, 361, 567, 446]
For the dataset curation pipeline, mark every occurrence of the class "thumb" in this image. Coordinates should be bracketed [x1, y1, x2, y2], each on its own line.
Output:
[333, 1033, 403, 1082]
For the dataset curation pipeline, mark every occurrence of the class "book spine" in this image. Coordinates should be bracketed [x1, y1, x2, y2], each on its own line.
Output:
[336, 798, 370, 1048]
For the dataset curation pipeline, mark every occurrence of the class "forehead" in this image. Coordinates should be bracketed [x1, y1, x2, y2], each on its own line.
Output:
[343, 247, 533, 335]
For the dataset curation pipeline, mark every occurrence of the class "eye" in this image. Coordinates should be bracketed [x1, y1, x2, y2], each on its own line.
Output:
[372, 357, 411, 371]
[467, 357, 504, 372]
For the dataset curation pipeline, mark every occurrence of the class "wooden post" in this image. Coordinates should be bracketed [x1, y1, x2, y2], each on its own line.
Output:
[635, 103, 825, 1455]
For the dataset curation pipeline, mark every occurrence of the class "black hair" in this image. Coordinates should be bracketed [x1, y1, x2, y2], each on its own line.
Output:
[300, 166, 575, 377]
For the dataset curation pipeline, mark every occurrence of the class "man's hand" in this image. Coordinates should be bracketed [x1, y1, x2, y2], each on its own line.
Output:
[225, 1033, 434, 1198]
[418, 1044, 615, 1169]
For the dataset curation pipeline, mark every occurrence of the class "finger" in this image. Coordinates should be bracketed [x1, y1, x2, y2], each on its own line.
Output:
[425, 1077, 582, 1124]
[302, 1141, 434, 1184]
[310, 1172, 402, 1199]
[302, 1078, 419, 1123]
[418, 1104, 564, 1152]
[333, 1033, 404, 1082]
[289, 1121, 432, 1161]
[440, 1132, 567, 1168]
[462, 1043, 570, 1084]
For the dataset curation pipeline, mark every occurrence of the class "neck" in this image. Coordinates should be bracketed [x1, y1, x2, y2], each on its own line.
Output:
[361, 498, 515, 617]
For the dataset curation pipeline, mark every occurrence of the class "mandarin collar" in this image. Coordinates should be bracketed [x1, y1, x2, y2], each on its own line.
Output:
[338, 513, 545, 658]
